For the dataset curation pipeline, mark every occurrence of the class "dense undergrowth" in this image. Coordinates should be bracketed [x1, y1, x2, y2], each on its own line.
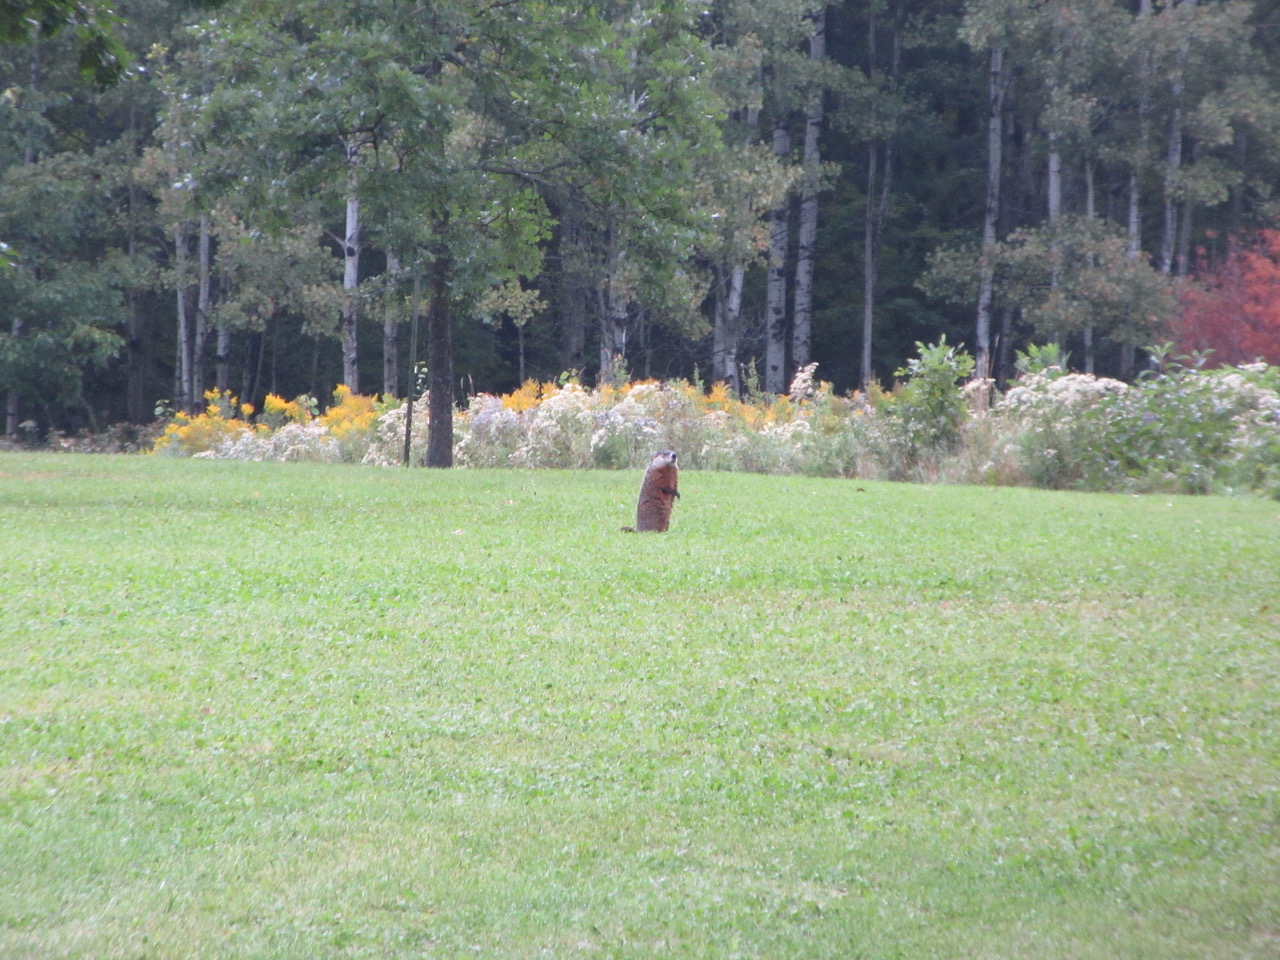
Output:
[44, 343, 1280, 498]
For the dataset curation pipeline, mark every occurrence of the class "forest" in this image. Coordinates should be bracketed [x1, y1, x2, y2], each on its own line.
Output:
[3, 0, 1280, 441]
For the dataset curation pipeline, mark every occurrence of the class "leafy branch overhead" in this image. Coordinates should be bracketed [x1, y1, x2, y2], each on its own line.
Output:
[0, 0, 127, 84]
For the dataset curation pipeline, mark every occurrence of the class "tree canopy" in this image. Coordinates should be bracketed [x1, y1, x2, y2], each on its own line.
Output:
[3, 0, 1280, 439]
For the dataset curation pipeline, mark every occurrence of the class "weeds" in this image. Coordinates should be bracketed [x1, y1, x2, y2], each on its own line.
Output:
[140, 347, 1280, 498]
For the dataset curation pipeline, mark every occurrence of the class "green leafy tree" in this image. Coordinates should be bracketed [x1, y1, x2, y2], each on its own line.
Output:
[923, 214, 1176, 350]
[181, 0, 727, 464]
[0, 150, 126, 428]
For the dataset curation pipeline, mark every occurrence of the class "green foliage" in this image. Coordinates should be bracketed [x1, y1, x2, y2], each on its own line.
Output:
[0, 0, 128, 84]
[873, 336, 976, 471]
[923, 217, 1178, 348]
[1014, 342, 1069, 377]
[1080, 365, 1280, 496]
[0, 257, 126, 422]
[4, 0, 1280, 435]
[142, 356, 1280, 501]
[997, 362, 1280, 498]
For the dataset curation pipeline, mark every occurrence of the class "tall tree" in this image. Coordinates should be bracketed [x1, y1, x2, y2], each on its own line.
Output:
[764, 122, 791, 393]
[0, 149, 126, 428]
[186, 0, 726, 461]
[790, 4, 826, 375]
[340, 138, 363, 391]
[974, 43, 1005, 382]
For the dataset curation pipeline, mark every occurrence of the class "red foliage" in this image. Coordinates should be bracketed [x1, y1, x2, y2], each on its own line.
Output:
[1173, 229, 1280, 366]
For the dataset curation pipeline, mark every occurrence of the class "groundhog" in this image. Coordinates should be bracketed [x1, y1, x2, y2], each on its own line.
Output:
[624, 449, 680, 532]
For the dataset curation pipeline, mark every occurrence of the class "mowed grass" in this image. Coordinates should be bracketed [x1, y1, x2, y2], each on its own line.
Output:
[1, 452, 1278, 960]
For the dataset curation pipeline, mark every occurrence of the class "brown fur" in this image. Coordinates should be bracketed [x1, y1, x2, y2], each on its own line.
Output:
[625, 449, 679, 532]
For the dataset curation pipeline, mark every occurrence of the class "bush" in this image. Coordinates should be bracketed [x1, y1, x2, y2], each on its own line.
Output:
[152, 386, 387, 462]
[363, 392, 430, 467]
[995, 360, 1280, 497]
[996, 369, 1130, 489]
[140, 355, 1280, 500]
[868, 338, 976, 480]
[152, 390, 263, 456]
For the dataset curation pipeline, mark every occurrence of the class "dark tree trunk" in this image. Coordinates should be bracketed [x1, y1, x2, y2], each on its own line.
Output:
[764, 125, 792, 394]
[426, 248, 454, 468]
[555, 197, 589, 374]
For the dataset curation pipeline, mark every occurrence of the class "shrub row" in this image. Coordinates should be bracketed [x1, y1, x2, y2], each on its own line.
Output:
[145, 346, 1280, 499]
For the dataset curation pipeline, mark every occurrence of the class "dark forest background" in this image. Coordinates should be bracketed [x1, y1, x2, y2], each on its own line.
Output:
[3, 0, 1279, 436]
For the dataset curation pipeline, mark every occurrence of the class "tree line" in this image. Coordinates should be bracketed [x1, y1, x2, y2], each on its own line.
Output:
[3, 0, 1279, 461]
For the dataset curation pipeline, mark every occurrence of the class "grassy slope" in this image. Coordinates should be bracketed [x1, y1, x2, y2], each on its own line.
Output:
[1, 452, 1278, 959]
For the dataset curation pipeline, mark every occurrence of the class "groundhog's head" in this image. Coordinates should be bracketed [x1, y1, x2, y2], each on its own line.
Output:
[650, 450, 677, 468]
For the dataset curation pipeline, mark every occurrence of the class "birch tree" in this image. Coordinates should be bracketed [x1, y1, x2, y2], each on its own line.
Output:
[790, 5, 826, 374]
[340, 139, 363, 391]
[973, 44, 1005, 382]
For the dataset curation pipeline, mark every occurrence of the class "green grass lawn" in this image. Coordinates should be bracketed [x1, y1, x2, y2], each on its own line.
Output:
[2, 451, 1278, 959]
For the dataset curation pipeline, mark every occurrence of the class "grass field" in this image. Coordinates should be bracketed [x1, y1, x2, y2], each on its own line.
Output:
[2, 451, 1278, 959]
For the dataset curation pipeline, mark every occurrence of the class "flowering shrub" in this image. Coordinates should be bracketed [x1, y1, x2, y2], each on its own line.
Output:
[512, 381, 599, 469]
[996, 361, 1280, 496]
[996, 370, 1130, 489]
[153, 390, 264, 456]
[320, 386, 379, 438]
[452, 394, 519, 468]
[209, 420, 341, 463]
[145, 350, 1280, 499]
[317, 385, 388, 462]
[259, 393, 316, 429]
[153, 385, 388, 463]
[364, 393, 431, 467]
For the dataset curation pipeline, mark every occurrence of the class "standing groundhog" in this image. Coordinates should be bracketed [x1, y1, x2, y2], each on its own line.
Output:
[625, 449, 680, 532]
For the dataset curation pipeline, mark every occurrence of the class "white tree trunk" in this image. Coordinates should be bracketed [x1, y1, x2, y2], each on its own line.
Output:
[1176, 138, 1197, 276]
[791, 7, 826, 377]
[599, 284, 629, 384]
[862, 141, 878, 387]
[341, 189, 361, 391]
[1160, 104, 1182, 274]
[1047, 137, 1062, 224]
[974, 45, 1005, 381]
[712, 96, 759, 397]
[1084, 157, 1097, 374]
[861, 9, 900, 389]
[1160, 0, 1194, 275]
[712, 264, 746, 393]
[174, 222, 191, 412]
[215, 325, 231, 392]
[1047, 130, 1063, 346]
[5, 317, 23, 436]
[1129, 0, 1153, 262]
[599, 225, 629, 384]
[7, 52, 38, 435]
[1123, 0, 1153, 381]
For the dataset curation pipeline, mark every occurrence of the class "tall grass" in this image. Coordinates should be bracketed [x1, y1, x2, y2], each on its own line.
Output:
[2, 452, 1278, 958]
